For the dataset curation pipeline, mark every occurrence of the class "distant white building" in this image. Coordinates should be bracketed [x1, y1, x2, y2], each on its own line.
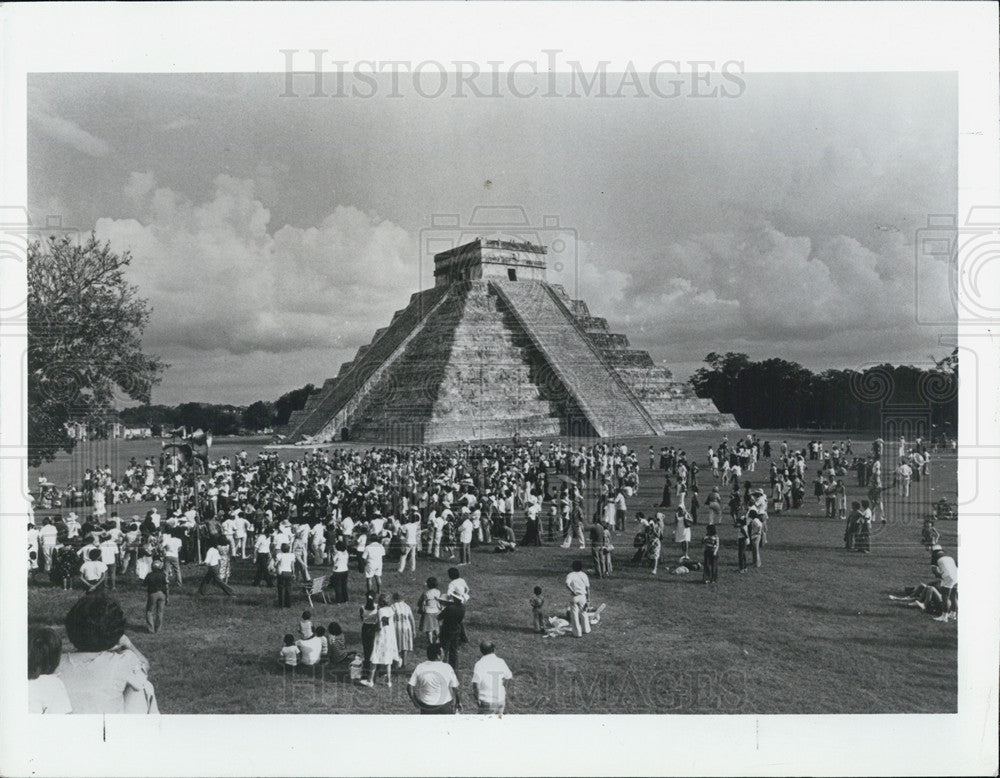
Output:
[65, 421, 89, 441]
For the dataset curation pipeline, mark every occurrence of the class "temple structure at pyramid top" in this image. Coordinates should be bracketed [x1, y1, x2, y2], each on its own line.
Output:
[283, 238, 736, 444]
[433, 237, 549, 286]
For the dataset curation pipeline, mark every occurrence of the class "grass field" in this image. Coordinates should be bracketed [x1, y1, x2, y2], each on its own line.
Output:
[27, 430, 958, 714]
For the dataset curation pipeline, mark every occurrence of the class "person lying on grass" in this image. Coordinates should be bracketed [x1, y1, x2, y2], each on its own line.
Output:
[888, 545, 957, 622]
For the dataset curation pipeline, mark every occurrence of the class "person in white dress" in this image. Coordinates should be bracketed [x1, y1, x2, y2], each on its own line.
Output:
[361, 594, 400, 687]
[674, 505, 692, 558]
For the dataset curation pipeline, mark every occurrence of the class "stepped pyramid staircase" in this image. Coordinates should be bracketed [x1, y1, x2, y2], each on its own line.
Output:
[282, 238, 735, 444]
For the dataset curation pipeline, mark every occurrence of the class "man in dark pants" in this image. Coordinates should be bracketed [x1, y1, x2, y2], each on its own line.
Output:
[252, 531, 274, 587]
[736, 517, 750, 573]
[198, 538, 235, 596]
[145, 559, 169, 633]
[588, 517, 605, 578]
[438, 597, 467, 669]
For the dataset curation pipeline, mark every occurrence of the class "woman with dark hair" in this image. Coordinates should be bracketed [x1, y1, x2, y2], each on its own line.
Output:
[358, 595, 380, 684]
[324, 621, 357, 678]
[56, 595, 159, 713]
[28, 626, 71, 713]
[330, 540, 350, 603]
[362, 593, 400, 687]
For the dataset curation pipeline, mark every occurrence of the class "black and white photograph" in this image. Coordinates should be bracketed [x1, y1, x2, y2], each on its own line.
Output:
[1, 3, 997, 776]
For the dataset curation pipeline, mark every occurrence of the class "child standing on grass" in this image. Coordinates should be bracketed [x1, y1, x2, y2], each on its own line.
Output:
[279, 634, 299, 675]
[299, 611, 313, 639]
[530, 586, 546, 632]
[417, 577, 442, 644]
[844, 501, 860, 550]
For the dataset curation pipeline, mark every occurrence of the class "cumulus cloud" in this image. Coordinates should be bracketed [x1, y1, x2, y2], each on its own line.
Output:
[95, 174, 416, 356]
[566, 217, 953, 368]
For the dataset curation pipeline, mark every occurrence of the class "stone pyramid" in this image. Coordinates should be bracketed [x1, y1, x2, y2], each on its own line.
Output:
[283, 238, 736, 444]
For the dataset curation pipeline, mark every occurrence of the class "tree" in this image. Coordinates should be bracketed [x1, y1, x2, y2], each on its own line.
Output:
[242, 400, 276, 431]
[274, 383, 317, 426]
[28, 234, 166, 465]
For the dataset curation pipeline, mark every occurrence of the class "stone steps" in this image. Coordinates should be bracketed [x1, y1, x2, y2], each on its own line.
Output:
[489, 280, 659, 438]
[284, 285, 449, 440]
[347, 283, 565, 443]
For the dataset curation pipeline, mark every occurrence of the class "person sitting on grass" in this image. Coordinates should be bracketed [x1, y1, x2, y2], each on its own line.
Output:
[299, 610, 313, 640]
[324, 622, 358, 678]
[57, 594, 158, 713]
[889, 546, 958, 622]
[315, 625, 328, 661]
[494, 523, 517, 552]
[295, 626, 324, 671]
[28, 626, 72, 714]
[921, 517, 940, 549]
[279, 633, 299, 675]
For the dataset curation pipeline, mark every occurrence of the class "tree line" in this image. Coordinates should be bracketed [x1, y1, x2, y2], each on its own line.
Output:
[26, 233, 959, 465]
[117, 384, 319, 437]
[689, 350, 958, 434]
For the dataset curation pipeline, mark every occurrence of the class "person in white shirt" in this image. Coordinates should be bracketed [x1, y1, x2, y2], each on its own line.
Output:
[458, 513, 474, 565]
[471, 641, 513, 714]
[221, 515, 238, 557]
[252, 532, 274, 588]
[197, 539, 235, 597]
[407, 643, 461, 714]
[162, 531, 184, 586]
[399, 512, 421, 573]
[428, 511, 446, 558]
[27, 522, 40, 572]
[295, 633, 324, 667]
[28, 626, 72, 714]
[445, 568, 470, 604]
[275, 542, 296, 607]
[234, 514, 251, 559]
[64, 513, 81, 540]
[931, 547, 958, 622]
[565, 561, 591, 637]
[363, 537, 386, 596]
[38, 519, 59, 572]
[896, 460, 913, 497]
[79, 549, 107, 592]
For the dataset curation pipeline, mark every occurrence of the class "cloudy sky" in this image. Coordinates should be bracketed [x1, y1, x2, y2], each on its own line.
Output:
[28, 72, 956, 406]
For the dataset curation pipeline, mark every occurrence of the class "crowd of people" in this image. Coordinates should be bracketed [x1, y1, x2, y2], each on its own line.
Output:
[27, 431, 956, 714]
